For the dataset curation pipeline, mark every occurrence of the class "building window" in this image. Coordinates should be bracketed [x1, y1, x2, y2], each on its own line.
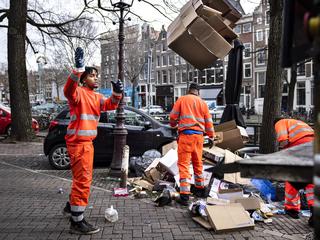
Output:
[168, 69, 173, 83]
[162, 54, 167, 66]
[234, 25, 241, 34]
[181, 69, 187, 83]
[244, 63, 252, 78]
[243, 23, 252, 33]
[256, 30, 264, 41]
[243, 43, 251, 59]
[311, 81, 314, 105]
[206, 69, 215, 84]
[162, 42, 167, 52]
[257, 17, 262, 24]
[193, 70, 198, 83]
[175, 55, 181, 65]
[175, 69, 181, 83]
[257, 71, 266, 98]
[216, 67, 224, 83]
[305, 61, 312, 77]
[156, 56, 161, 67]
[181, 58, 186, 64]
[162, 70, 167, 84]
[297, 63, 306, 76]
[265, 11, 270, 25]
[168, 54, 174, 66]
[199, 70, 206, 84]
[256, 49, 266, 65]
[296, 82, 306, 105]
[181, 87, 187, 96]
[174, 88, 179, 99]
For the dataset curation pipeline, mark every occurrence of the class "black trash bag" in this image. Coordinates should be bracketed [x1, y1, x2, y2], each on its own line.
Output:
[131, 150, 161, 177]
[275, 182, 285, 202]
[154, 189, 172, 207]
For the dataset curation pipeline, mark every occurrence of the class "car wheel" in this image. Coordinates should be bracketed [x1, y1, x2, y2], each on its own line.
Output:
[6, 125, 11, 136]
[48, 144, 70, 170]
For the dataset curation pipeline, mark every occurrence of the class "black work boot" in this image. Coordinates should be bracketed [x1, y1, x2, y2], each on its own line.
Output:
[69, 218, 100, 235]
[286, 209, 300, 219]
[62, 201, 71, 217]
[176, 194, 190, 206]
[193, 187, 207, 198]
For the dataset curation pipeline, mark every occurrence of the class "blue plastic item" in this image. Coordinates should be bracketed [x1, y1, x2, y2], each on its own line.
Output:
[251, 179, 276, 201]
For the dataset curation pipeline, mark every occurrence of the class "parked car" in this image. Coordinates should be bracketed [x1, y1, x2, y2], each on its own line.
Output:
[139, 105, 165, 115]
[0, 103, 39, 135]
[44, 106, 177, 170]
[210, 105, 225, 120]
[32, 102, 65, 114]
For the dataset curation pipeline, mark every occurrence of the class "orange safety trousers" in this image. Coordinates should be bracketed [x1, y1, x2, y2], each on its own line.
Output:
[67, 142, 94, 207]
[178, 134, 204, 195]
[284, 136, 314, 211]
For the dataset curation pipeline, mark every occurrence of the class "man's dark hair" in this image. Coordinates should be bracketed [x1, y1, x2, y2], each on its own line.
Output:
[80, 66, 98, 84]
[189, 82, 199, 91]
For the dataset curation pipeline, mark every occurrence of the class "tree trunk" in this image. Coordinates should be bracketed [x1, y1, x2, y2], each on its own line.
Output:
[287, 63, 297, 114]
[260, 0, 283, 154]
[7, 0, 34, 141]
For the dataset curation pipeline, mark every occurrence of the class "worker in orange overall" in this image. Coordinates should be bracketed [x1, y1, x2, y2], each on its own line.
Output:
[274, 118, 314, 226]
[170, 82, 215, 206]
[63, 47, 123, 234]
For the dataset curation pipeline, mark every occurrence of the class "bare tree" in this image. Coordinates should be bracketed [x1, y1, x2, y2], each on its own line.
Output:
[260, 0, 283, 153]
[0, 0, 95, 141]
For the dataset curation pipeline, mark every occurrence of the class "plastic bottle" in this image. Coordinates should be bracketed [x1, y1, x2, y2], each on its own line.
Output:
[105, 205, 118, 222]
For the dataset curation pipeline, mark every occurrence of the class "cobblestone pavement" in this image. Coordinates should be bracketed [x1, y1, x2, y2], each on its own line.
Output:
[0, 141, 314, 240]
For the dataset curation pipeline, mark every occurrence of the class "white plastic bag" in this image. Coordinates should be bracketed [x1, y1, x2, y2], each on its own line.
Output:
[105, 205, 118, 222]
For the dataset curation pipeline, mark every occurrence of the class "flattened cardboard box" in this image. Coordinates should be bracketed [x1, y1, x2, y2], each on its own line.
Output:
[167, 0, 237, 70]
[234, 197, 261, 210]
[205, 203, 254, 233]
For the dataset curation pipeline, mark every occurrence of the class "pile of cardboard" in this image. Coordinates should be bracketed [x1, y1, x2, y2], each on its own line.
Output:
[167, 0, 242, 69]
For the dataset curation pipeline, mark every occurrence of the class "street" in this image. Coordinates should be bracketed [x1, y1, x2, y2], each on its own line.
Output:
[0, 141, 313, 240]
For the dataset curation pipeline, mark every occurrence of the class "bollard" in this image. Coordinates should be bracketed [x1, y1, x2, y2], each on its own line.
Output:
[120, 145, 129, 188]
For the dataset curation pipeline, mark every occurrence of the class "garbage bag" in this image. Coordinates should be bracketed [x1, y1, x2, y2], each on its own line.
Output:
[131, 150, 161, 177]
[154, 189, 172, 207]
[251, 179, 276, 202]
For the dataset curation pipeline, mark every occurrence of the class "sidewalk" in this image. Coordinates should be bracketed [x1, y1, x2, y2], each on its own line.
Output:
[0, 142, 314, 240]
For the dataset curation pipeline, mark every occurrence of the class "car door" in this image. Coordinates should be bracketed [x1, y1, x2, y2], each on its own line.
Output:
[124, 109, 155, 156]
[93, 111, 114, 159]
[0, 109, 10, 134]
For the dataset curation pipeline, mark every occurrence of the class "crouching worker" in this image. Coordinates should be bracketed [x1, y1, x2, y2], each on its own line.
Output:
[170, 82, 215, 206]
[274, 117, 314, 227]
[63, 47, 123, 234]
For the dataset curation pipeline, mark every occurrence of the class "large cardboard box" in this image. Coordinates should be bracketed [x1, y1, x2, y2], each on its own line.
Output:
[203, 0, 242, 27]
[205, 203, 255, 233]
[214, 120, 245, 152]
[167, 0, 238, 70]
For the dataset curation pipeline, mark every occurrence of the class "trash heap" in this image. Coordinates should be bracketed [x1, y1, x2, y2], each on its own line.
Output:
[121, 120, 290, 233]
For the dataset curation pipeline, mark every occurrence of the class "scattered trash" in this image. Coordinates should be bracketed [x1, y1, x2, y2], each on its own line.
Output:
[106, 177, 121, 182]
[113, 188, 129, 197]
[189, 200, 207, 217]
[105, 205, 118, 223]
[88, 205, 93, 209]
[272, 209, 286, 215]
[58, 188, 64, 194]
[251, 179, 276, 202]
[301, 210, 311, 217]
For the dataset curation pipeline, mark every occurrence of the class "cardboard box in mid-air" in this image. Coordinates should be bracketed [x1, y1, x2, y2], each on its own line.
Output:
[167, 0, 240, 70]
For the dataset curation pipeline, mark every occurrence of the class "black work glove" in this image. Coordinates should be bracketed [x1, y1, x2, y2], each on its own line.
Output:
[111, 79, 124, 94]
[74, 47, 85, 71]
[207, 138, 214, 149]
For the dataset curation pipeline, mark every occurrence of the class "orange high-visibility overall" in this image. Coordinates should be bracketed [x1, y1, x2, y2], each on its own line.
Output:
[64, 70, 121, 216]
[275, 119, 314, 211]
[170, 94, 214, 195]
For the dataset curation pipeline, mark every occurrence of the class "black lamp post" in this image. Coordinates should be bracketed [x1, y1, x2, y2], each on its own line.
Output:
[109, 0, 134, 177]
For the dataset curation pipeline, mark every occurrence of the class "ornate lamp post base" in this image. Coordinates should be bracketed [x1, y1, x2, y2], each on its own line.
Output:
[109, 127, 127, 177]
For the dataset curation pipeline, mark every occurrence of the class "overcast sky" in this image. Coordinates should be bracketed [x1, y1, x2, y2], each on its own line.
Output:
[0, 0, 259, 70]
